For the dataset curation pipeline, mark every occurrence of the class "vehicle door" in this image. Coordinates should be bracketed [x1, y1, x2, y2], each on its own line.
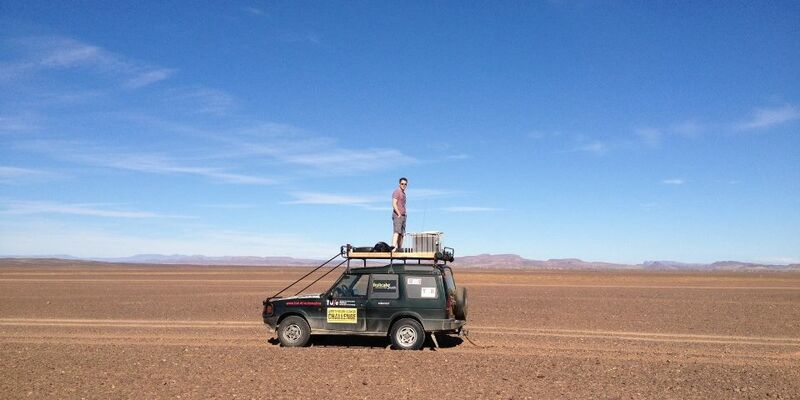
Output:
[365, 273, 400, 333]
[324, 273, 368, 332]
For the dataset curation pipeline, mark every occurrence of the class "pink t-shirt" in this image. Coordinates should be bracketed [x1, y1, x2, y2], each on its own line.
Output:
[392, 188, 406, 216]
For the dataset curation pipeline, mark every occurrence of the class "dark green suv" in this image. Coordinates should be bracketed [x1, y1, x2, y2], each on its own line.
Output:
[262, 247, 467, 350]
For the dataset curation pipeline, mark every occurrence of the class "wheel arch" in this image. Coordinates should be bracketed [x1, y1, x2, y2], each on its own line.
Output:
[388, 312, 424, 333]
[277, 311, 309, 326]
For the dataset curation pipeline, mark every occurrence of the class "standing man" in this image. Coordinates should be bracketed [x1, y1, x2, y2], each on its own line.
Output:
[392, 177, 408, 251]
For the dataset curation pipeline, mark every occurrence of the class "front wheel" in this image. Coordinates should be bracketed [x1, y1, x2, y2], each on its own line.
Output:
[390, 318, 425, 350]
[277, 316, 311, 347]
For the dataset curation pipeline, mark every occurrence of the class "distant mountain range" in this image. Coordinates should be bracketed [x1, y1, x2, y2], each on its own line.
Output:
[94, 254, 324, 266]
[452, 254, 800, 271]
[2, 253, 798, 271]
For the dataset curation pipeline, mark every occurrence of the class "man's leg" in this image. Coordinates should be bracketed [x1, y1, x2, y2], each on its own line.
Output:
[397, 216, 405, 251]
[392, 232, 400, 250]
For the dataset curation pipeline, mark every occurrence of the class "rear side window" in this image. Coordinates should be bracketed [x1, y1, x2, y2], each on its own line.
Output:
[406, 276, 439, 299]
[369, 274, 399, 299]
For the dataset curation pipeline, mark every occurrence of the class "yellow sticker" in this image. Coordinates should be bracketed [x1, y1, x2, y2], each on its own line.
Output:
[327, 307, 357, 324]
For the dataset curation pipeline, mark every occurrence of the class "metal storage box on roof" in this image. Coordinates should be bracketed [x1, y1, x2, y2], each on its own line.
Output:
[409, 231, 443, 253]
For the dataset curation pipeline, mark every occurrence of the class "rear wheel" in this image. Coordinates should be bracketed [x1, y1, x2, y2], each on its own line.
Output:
[277, 316, 311, 347]
[390, 318, 425, 350]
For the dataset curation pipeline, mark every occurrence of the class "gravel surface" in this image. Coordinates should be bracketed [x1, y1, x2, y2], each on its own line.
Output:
[1, 260, 799, 399]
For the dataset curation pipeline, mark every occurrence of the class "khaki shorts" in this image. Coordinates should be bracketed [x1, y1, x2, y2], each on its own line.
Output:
[392, 214, 406, 235]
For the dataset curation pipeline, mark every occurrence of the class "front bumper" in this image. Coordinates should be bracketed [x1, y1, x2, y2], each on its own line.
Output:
[263, 315, 278, 331]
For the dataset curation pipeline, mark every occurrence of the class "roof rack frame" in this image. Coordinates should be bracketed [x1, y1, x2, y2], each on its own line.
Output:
[340, 244, 455, 267]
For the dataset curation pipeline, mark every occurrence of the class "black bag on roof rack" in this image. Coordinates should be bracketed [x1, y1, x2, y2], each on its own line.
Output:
[373, 241, 394, 252]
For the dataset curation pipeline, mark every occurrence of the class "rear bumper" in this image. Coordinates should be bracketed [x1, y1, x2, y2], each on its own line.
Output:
[422, 318, 466, 333]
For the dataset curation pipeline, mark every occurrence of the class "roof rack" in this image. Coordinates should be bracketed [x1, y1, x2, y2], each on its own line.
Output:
[340, 244, 455, 264]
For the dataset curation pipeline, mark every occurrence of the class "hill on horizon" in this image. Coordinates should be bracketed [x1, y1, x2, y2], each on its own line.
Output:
[2, 253, 798, 271]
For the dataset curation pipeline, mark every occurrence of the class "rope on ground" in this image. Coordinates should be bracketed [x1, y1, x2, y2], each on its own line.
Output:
[463, 330, 494, 348]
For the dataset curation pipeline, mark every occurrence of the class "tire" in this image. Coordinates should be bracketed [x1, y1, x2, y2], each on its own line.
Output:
[277, 316, 311, 347]
[390, 318, 425, 350]
[454, 286, 468, 320]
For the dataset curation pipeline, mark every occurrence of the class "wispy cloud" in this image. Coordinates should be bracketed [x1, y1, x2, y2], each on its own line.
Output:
[574, 140, 608, 155]
[211, 123, 418, 175]
[2, 36, 174, 88]
[243, 6, 267, 16]
[283, 148, 414, 174]
[16, 139, 276, 185]
[530, 131, 612, 155]
[124, 68, 175, 89]
[441, 206, 501, 213]
[634, 103, 799, 149]
[86, 153, 276, 185]
[164, 87, 236, 115]
[528, 131, 563, 140]
[0, 166, 59, 183]
[661, 178, 685, 185]
[285, 192, 382, 206]
[196, 203, 256, 209]
[0, 115, 39, 133]
[635, 128, 663, 148]
[636, 120, 707, 148]
[0, 220, 334, 258]
[285, 188, 460, 208]
[762, 256, 800, 265]
[737, 104, 800, 130]
[410, 189, 462, 199]
[670, 120, 706, 137]
[0, 201, 192, 219]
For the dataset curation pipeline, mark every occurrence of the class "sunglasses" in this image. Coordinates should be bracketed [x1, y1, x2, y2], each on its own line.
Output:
[400, 182, 407, 185]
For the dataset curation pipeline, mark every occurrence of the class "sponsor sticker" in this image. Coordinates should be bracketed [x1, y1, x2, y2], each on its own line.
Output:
[327, 307, 357, 324]
[407, 278, 422, 285]
[326, 299, 355, 306]
[421, 287, 437, 298]
[286, 301, 321, 306]
[372, 280, 397, 293]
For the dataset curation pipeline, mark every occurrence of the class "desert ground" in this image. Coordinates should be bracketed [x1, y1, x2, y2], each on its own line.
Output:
[1, 259, 799, 399]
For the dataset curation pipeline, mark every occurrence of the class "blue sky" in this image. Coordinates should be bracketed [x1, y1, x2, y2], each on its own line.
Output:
[1, 1, 798, 264]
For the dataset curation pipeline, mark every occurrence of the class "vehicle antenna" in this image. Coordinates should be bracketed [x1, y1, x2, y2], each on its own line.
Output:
[421, 196, 428, 232]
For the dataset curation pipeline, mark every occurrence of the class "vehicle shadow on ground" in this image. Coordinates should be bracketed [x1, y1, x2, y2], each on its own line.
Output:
[267, 334, 464, 350]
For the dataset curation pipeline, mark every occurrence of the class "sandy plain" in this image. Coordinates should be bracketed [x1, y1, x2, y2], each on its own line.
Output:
[0, 259, 799, 399]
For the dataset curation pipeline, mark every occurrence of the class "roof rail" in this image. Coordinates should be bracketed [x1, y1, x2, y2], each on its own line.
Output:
[340, 244, 455, 263]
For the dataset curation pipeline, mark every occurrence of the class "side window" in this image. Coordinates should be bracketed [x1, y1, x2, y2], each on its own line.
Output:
[332, 273, 369, 298]
[369, 274, 399, 299]
[406, 276, 439, 299]
[352, 274, 369, 296]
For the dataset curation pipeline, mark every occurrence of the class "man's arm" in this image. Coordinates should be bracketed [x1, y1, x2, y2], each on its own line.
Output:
[392, 197, 400, 215]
